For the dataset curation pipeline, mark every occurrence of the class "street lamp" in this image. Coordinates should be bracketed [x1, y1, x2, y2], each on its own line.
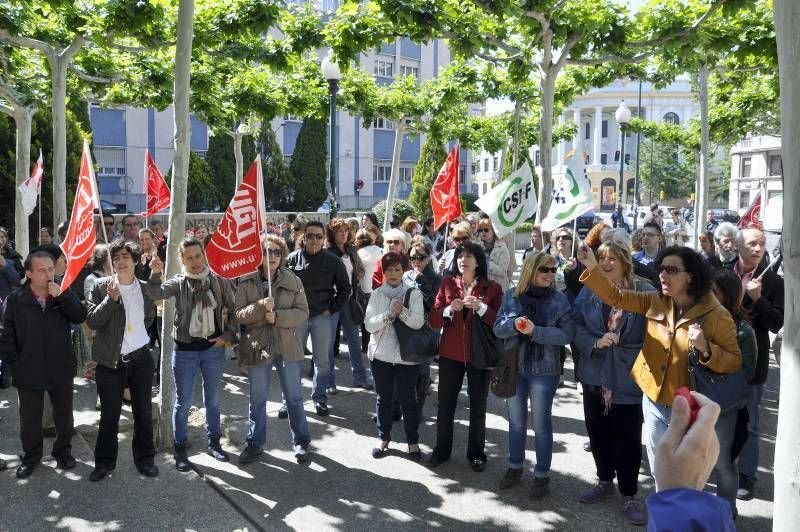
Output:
[322, 51, 342, 216]
[615, 100, 632, 229]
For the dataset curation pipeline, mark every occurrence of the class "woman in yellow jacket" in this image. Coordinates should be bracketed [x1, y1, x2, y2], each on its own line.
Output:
[575, 244, 741, 476]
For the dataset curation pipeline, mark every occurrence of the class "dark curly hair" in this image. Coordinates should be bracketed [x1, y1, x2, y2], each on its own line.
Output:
[450, 241, 488, 280]
[655, 245, 712, 299]
[109, 238, 142, 263]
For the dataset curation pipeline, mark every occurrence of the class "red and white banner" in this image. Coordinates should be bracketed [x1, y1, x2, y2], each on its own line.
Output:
[206, 156, 265, 279]
[737, 191, 762, 230]
[19, 150, 43, 216]
[60, 141, 100, 291]
[429, 144, 462, 229]
[140, 149, 171, 216]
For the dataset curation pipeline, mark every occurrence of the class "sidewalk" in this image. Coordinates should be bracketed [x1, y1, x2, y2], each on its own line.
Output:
[1, 351, 777, 531]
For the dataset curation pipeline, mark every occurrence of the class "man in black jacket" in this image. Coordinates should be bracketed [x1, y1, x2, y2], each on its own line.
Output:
[286, 221, 350, 415]
[733, 227, 783, 500]
[0, 251, 86, 478]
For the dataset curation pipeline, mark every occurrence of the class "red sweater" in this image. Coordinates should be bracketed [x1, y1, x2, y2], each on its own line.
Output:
[429, 276, 503, 364]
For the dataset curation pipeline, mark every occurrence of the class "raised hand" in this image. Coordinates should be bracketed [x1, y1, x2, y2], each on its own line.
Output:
[107, 278, 120, 302]
[576, 243, 597, 270]
[149, 255, 163, 275]
[47, 280, 61, 298]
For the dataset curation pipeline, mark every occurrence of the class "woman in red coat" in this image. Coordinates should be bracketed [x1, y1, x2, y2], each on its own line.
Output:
[428, 241, 503, 471]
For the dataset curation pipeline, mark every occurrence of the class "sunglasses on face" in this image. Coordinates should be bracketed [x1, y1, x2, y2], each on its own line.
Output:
[452, 236, 468, 242]
[556, 235, 572, 241]
[478, 228, 492, 234]
[304, 233, 324, 240]
[263, 248, 282, 257]
[410, 254, 428, 261]
[538, 266, 558, 274]
[386, 239, 401, 245]
[656, 265, 687, 275]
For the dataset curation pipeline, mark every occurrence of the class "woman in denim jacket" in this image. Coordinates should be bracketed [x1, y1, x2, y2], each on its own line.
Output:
[572, 241, 654, 525]
[493, 250, 574, 500]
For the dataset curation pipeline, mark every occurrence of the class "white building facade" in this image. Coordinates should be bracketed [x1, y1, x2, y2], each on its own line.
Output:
[729, 135, 783, 214]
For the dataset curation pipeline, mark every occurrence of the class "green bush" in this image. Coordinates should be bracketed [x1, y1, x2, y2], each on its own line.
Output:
[372, 199, 414, 227]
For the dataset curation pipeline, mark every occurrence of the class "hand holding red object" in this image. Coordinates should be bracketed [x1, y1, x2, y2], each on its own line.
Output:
[673, 387, 699, 426]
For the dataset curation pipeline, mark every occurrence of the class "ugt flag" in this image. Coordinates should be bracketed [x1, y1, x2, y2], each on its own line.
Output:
[60, 141, 100, 291]
[541, 151, 594, 232]
[19, 150, 44, 216]
[475, 162, 537, 238]
[430, 144, 462, 229]
[206, 156, 265, 279]
[140, 149, 171, 216]
[737, 191, 762, 230]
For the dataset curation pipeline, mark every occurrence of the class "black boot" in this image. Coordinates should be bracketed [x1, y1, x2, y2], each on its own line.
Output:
[174, 443, 192, 472]
[207, 437, 230, 462]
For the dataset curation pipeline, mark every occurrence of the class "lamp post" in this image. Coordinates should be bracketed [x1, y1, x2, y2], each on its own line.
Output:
[322, 51, 342, 217]
[615, 100, 632, 229]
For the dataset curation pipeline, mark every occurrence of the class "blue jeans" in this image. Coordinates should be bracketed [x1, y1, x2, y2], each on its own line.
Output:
[506, 372, 559, 476]
[642, 395, 671, 476]
[172, 345, 226, 445]
[714, 409, 739, 511]
[328, 302, 368, 387]
[296, 313, 336, 404]
[247, 357, 310, 449]
[738, 383, 764, 480]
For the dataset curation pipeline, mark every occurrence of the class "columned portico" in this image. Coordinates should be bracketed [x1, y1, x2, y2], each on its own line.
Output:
[593, 106, 603, 165]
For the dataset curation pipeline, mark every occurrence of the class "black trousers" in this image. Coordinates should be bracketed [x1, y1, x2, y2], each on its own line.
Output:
[94, 347, 156, 469]
[17, 382, 74, 465]
[582, 386, 643, 496]
[433, 356, 491, 462]
[371, 359, 420, 444]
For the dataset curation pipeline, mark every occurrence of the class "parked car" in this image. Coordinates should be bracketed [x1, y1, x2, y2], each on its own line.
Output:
[562, 209, 602, 239]
[94, 200, 123, 215]
[709, 208, 740, 224]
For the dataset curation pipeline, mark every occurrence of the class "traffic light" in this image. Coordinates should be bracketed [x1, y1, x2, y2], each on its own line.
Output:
[659, 190, 665, 200]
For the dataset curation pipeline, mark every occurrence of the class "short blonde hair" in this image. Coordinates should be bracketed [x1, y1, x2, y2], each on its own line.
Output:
[450, 221, 473, 240]
[263, 234, 288, 268]
[477, 218, 496, 240]
[515, 251, 557, 297]
[382, 228, 411, 252]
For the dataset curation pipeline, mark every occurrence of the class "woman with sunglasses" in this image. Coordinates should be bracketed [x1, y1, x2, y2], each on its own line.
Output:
[477, 219, 511, 290]
[371, 229, 411, 289]
[234, 235, 312, 464]
[551, 228, 577, 294]
[428, 242, 503, 472]
[493, 251, 574, 500]
[572, 241, 653, 525]
[575, 245, 742, 478]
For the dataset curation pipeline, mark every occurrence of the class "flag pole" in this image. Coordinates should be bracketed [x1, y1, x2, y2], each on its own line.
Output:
[255, 154, 272, 298]
[572, 217, 578, 257]
[88, 141, 114, 273]
[144, 150, 149, 229]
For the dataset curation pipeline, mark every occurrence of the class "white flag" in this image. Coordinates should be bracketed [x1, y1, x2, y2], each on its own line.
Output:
[475, 162, 538, 237]
[18, 150, 43, 216]
[540, 151, 593, 232]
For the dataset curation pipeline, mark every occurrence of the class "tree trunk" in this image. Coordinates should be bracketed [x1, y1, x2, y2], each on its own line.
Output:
[773, 1, 799, 528]
[383, 119, 407, 232]
[693, 64, 710, 247]
[234, 129, 244, 187]
[537, 70, 556, 222]
[158, 0, 195, 450]
[50, 59, 68, 234]
[14, 106, 35, 258]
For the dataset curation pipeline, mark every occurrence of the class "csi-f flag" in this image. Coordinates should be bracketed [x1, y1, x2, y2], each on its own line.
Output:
[475, 162, 537, 238]
[541, 151, 593, 232]
[19, 150, 44, 216]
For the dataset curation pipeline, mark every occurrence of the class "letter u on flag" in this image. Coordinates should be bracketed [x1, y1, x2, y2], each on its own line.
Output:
[140, 149, 171, 216]
[19, 150, 44, 216]
[475, 162, 538, 238]
[60, 141, 100, 291]
[430, 144, 462, 229]
[206, 156, 265, 279]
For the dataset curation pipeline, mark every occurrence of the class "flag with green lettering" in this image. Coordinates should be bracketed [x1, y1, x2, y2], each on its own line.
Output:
[475, 162, 538, 238]
[540, 153, 593, 232]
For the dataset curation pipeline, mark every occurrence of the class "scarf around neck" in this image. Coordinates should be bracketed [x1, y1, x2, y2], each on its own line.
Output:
[183, 266, 217, 338]
[519, 285, 553, 326]
[379, 281, 407, 302]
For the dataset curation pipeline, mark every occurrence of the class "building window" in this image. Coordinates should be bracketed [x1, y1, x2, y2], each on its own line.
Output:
[739, 190, 751, 210]
[600, 153, 608, 165]
[95, 147, 126, 176]
[493, 157, 498, 172]
[373, 117, 395, 130]
[584, 122, 590, 140]
[740, 156, 752, 178]
[601, 120, 608, 138]
[373, 160, 392, 182]
[470, 162, 477, 175]
[663, 112, 680, 125]
[283, 114, 302, 122]
[459, 166, 466, 184]
[483, 158, 489, 172]
[624, 153, 631, 165]
[374, 60, 394, 78]
[768, 154, 782, 176]
[399, 65, 419, 80]
[482, 183, 488, 195]
[534, 151, 540, 167]
[398, 165, 414, 182]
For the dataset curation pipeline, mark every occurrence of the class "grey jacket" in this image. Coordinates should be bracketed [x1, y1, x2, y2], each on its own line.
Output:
[147, 271, 238, 345]
[86, 277, 156, 370]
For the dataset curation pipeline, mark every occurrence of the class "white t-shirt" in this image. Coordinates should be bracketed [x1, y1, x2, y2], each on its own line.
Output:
[342, 254, 354, 284]
[118, 278, 150, 354]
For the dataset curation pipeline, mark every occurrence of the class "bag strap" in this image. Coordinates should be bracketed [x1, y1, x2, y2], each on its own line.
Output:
[402, 287, 414, 309]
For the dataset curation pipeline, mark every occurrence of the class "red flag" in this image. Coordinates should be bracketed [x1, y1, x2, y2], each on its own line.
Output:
[429, 144, 462, 229]
[140, 149, 171, 216]
[737, 191, 762, 230]
[60, 141, 100, 291]
[206, 156, 264, 279]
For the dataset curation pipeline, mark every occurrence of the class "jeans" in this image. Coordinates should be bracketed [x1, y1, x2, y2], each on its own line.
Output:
[246, 357, 310, 449]
[714, 409, 739, 512]
[328, 302, 368, 387]
[17, 382, 73, 466]
[642, 395, 671, 476]
[433, 357, 491, 462]
[95, 348, 155, 469]
[172, 345, 226, 445]
[738, 383, 764, 480]
[371, 359, 419, 444]
[296, 313, 336, 404]
[583, 386, 643, 496]
[507, 372, 559, 476]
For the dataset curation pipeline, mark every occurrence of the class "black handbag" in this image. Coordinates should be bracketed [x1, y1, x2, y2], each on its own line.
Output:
[491, 336, 522, 398]
[469, 286, 501, 370]
[393, 288, 439, 364]
[688, 348, 748, 413]
[349, 287, 367, 325]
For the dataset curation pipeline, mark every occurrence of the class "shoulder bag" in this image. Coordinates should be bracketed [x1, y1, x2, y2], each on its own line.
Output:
[491, 336, 522, 398]
[393, 288, 439, 364]
[469, 285, 501, 370]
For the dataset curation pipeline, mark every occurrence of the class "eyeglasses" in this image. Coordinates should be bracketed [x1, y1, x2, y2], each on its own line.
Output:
[386, 239, 401, 245]
[263, 248, 282, 257]
[452, 236, 468, 242]
[478, 228, 492, 234]
[410, 254, 428, 261]
[556, 235, 573, 241]
[656, 265, 688, 275]
[304, 233, 324, 240]
[538, 266, 558, 274]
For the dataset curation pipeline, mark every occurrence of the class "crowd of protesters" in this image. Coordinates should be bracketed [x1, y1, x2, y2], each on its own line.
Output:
[0, 205, 783, 529]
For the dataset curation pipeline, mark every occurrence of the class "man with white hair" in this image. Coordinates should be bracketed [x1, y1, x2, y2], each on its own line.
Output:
[734, 227, 783, 501]
[709, 222, 739, 270]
